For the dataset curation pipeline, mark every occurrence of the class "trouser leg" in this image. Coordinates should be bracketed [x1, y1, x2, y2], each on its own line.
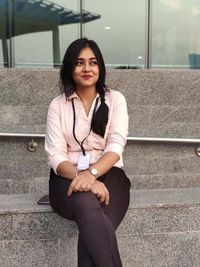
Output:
[78, 235, 95, 267]
[49, 170, 95, 266]
[99, 167, 131, 231]
[49, 167, 130, 267]
[70, 190, 122, 267]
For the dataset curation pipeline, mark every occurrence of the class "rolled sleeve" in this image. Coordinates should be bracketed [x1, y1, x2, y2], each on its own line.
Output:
[103, 92, 129, 158]
[45, 97, 69, 174]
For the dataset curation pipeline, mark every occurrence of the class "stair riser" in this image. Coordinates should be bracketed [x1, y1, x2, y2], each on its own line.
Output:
[0, 208, 199, 266]
[124, 142, 200, 189]
[1, 138, 200, 193]
[0, 221, 199, 267]
[1, 69, 200, 138]
[1, 206, 200, 241]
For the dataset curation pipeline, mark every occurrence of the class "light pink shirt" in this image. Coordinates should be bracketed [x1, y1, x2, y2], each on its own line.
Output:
[45, 89, 129, 174]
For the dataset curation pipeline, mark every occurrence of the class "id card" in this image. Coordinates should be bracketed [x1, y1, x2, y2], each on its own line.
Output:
[77, 152, 91, 170]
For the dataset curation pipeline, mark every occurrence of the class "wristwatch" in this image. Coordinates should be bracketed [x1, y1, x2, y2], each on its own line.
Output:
[89, 167, 98, 178]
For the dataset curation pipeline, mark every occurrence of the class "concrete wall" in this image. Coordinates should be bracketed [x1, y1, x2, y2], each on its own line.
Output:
[1, 69, 200, 138]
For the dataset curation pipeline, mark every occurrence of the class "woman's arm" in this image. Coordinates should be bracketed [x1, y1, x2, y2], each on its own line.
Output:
[45, 97, 78, 179]
[56, 161, 78, 180]
[90, 151, 119, 176]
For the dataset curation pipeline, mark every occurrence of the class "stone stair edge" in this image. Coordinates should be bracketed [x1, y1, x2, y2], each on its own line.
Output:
[0, 187, 200, 215]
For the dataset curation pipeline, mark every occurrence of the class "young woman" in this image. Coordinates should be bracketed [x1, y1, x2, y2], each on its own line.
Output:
[45, 38, 131, 267]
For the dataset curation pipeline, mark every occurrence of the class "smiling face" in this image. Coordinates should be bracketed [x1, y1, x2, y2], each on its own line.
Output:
[72, 47, 100, 91]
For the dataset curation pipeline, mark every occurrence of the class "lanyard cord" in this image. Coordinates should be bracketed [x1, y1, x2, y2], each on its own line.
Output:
[72, 97, 99, 156]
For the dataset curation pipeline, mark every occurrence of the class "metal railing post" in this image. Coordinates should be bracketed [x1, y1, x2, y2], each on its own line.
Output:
[145, 0, 152, 69]
[7, 0, 15, 67]
[80, 0, 83, 38]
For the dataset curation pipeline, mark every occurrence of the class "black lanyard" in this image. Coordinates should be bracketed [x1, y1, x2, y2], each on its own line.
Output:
[72, 97, 99, 156]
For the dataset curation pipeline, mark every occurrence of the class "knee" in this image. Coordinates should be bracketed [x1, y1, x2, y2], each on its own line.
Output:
[72, 191, 101, 217]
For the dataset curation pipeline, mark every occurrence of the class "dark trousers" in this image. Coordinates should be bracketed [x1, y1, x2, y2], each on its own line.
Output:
[49, 167, 131, 267]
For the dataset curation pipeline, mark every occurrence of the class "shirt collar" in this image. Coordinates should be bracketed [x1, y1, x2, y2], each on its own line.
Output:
[67, 91, 100, 101]
[67, 91, 79, 100]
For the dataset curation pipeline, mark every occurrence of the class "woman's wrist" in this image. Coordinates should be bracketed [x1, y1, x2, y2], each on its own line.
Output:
[72, 169, 79, 179]
[88, 167, 99, 179]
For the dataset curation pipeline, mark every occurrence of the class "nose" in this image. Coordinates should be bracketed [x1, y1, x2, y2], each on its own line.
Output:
[83, 63, 91, 72]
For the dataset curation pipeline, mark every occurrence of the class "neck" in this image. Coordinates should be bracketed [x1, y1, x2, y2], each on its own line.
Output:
[76, 86, 97, 102]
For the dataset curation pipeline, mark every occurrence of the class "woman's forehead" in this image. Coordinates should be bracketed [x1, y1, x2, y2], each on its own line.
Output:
[78, 47, 96, 59]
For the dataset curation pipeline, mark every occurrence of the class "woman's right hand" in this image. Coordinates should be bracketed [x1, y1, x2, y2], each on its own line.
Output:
[91, 180, 110, 205]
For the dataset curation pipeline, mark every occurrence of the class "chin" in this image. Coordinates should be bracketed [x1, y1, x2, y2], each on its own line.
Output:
[80, 82, 96, 87]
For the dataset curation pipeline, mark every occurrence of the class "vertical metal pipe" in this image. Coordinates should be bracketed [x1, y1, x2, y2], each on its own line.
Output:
[7, 0, 14, 67]
[11, 0, 15, 67]
[145, 0, 152, 69]
[5, 0, 10, 67]
[52, 27, 61, 68]
[80, 0, 83, 38]
[2, 38, 9, 67]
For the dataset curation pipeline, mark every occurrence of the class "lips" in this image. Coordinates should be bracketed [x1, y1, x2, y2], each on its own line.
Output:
[82, 75, 92, 80]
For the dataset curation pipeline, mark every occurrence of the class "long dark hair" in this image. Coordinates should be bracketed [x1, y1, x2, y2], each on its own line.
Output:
[60, 38, 109, 138]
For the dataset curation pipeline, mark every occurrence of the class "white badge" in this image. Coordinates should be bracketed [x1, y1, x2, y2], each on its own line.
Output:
[77, 152, 91, 170]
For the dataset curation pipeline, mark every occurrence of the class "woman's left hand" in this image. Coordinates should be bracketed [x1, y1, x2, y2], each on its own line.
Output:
[67, 170, 96, 196]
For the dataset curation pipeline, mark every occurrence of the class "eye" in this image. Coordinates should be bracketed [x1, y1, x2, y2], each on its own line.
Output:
[90, 60, 98, 66]
[76, 60, 83, 66]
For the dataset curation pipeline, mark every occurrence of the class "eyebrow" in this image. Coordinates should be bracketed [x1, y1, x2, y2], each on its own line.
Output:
[77, 57, 97, 60]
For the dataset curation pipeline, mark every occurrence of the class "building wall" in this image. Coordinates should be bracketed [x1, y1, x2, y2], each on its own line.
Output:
[1, 0, 200, 69]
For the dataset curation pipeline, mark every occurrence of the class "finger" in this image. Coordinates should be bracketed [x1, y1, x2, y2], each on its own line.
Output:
[91, 188, 97, 194]
[73, 180, 84, 191]
[102, 184, 109, 204]
[95, 185, 102, 198]
[67, 177, 79, 196]
[78, 187, 84, 192]
[82, 182, 89, 190]
[69, 177, 79, 190]
[104, 189, 110, 205]
[91, 184, 98, 195]
[98, 188, 105, 203]
[84, 184, 91, 191]
[68, 180, 83, 195]
[85, 183, 92, 190]
[100, 193, 105, 203]
[67, 186, 73, 196]
[79, 183, 89, 191]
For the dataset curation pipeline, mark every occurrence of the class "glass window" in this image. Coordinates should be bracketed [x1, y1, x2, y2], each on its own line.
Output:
[152, 0, 200, 69]
[0, 0, 8, 67]
[83, 0, 146, 69]
[13, 0, 79, 68]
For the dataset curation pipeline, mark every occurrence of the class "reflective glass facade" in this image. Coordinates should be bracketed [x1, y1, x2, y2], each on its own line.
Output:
[83, 0, 146, 69]
[0, 0, 200, 69]
[152, 0, 200, 69]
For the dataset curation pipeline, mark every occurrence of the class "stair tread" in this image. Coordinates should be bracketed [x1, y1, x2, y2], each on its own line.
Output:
[0, 193, 52, 214]
[0, 188, 200, 215]
[132, 187, 200, 208]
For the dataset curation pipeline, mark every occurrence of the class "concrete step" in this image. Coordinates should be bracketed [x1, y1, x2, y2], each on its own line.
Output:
[129, 172, 200, 189]
[0, 137, 49, 194]
[0, 188, 199, 266]
[124, 142, 200, 189]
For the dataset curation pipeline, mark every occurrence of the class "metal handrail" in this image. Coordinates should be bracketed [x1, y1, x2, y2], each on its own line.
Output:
[0, 133, 45, 138]
[127, 137, 200, 144]
[1, 132, 200, 144]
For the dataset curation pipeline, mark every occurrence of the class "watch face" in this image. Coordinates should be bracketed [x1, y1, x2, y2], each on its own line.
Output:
[91, 168, 98, 175]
